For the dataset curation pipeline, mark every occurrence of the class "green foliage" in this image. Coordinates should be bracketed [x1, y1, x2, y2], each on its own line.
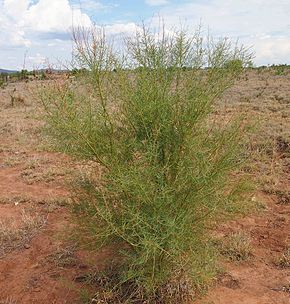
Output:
[271, 64, 290, 76]
[0, 78, 5, 89]
[20, 69, 28, 79]
[71, 68, 88, 77]
[0, 73, 8, 88]
[40, 24, 252, 302]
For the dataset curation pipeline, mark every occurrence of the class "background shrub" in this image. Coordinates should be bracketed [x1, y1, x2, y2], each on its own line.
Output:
[40, 24, 252, 302]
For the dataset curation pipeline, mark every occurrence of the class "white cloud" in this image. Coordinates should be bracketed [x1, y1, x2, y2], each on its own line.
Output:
[151, 0, 290, 65]
[72, 0, 109, 11]
[0, 0, 94, 68]
[1, 0, 290, 69]
[21, 0, 92, 33]
[105, 22, 139, 36]
[0, 0, 141, 69]
[3, 0, 30, 19]
[145, 0, 168, 6]
[253, 36, 290, 65]
[0, 5, 31, 47]
[0, 0, 92, 47]
[28, 52, 46, 66]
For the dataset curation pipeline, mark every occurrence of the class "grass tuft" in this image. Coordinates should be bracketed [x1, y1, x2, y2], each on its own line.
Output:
[275, 245, 290, 268]
[219, 232, 252, 262]
[0, 211, 46, 257]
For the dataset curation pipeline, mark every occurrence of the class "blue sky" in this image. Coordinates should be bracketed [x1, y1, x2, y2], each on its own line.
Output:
[0, 0, 290, 70]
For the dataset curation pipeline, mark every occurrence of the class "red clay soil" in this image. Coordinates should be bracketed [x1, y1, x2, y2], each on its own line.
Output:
[0, 165, 67, 200]
[1, 162, 289, 304]
[0, 78, 289, 303]
[0, 163, 113, 303]
[196, 192, 290, 304]
[0, 210, 77, 303]
[0, 161, 74, 303]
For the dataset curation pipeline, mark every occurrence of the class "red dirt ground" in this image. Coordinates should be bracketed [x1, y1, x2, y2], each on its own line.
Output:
[196, 192, 290, 304]
[0, 73, 289, 303]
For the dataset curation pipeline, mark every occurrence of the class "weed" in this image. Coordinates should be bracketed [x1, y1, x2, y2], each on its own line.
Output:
[40, 23, 252, 302]
[79, 288, 92, 304]
[271, 64, 289, 76]
[275, 245, 290, 268]
[21, 166, 70, 184]
[9, 88, 25, 107]
[219, 232, 252, 261]
[2, 157, 21, 167]
[0, 75, 8, 89]
[0, 297, 17, 304]
[0, 211, 46, 257]
[282, 283, 290, 293]
[24, 158, 41, 170]
[271, 190, 290, 205]
[46, 245, 78, 268]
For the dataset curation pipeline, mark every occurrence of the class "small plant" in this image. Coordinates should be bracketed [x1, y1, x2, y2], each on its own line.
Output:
[275, 245, 290, 268]
[282, 282, 290, 293]
[219, 232, 252, 261]
[40, 23, 252, 302]
[0, 73, 8, 88]
[0, 79, 5, 89]
[46, 245, 78, 268]
[0, 211, 46, 257]
[271, 64, 290, 76]
[0, 297, 17, 304]
[9, 88, 25, 107]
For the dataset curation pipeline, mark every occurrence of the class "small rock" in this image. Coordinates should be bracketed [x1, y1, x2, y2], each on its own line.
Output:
[24, 244, 30, 249]
[78, 264, 89, 270]
[74, 274, 88, 282]
[219, 273, 240, 290]
[33, 288, 41, 292]
[50, 272, 61, 279]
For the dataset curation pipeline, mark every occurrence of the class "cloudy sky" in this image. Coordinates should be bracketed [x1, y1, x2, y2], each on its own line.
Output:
[0, 0, 289, 70]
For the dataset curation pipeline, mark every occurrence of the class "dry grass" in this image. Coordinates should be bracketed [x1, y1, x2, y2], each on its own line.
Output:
[275, 245, 290, 268]
[0, 210, 46, 257]
[46, 245, 78, 268]
[0, 196, 31, 205]
[219, 232, 252, 262]
[79, 269, 196, 304]
[20, 165, 72, 184]
[0, 297, 17, 304]
[0, 195, 70, 208]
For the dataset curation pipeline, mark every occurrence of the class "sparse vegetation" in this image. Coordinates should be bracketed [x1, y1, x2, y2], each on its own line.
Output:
[219, 232, 252, 262]
[0, 78, 6, 89]
[0, 297, 17, 304]
[275, 245, 290, 268]
[0, 211, 46, 257]
[271, 64, 290, 76]
[46, 245, 78, 268]
[9, 88, 25, 107]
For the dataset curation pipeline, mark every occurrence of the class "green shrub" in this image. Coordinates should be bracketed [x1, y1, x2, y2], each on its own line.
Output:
[0, 75, 7, 88]
[40, 24, 252, 302]
[271, 64, 290, 76]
